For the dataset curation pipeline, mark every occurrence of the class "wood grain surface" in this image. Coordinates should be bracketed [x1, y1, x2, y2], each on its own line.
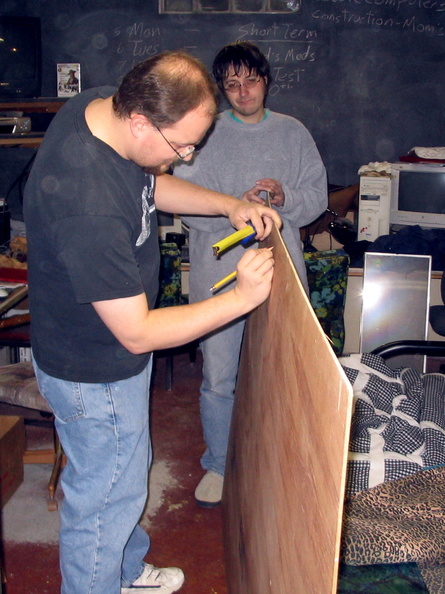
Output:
[223, 225, 353, 594]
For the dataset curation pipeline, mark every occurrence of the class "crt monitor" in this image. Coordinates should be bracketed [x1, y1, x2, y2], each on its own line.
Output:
[390, 162, 445, 230]
[0, 16, 42, 99]
[389, 163, 445, 229]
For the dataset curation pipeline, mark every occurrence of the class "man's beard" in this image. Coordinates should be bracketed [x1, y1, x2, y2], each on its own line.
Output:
[144, 162, 172, 175]
[144, 165, 165, 175]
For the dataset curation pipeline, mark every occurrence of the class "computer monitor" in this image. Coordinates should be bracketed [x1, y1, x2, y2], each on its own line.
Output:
[390, 162, 445, 230]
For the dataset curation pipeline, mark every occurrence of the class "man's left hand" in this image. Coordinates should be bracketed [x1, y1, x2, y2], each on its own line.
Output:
[227, 200, 282, 241]
[241, 178, 285, 208]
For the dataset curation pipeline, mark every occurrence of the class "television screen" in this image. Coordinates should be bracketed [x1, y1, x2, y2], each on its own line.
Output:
[0, 16, 41, 99]
[399, 170, 445, 215]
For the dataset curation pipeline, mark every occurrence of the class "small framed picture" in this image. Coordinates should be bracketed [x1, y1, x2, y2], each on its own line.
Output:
[57, 63, 81, 97]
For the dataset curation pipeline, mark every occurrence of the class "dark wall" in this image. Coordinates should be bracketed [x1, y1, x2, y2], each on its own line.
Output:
[3, 0, 445, 186]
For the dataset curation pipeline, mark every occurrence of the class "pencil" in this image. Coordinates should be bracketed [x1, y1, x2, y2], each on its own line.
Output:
[209, 270, 237, 292]
[209, 247, 274, 292]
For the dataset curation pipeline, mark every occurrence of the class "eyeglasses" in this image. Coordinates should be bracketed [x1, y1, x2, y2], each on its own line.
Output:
[223, 76, 261, 93]
[155, 126, 195, 160]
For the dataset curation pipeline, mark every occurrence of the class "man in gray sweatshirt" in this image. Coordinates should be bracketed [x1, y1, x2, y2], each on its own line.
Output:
[174, 41, 327, 507]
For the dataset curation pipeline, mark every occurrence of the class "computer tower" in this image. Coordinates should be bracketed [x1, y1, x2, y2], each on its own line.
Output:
[357, 175, 391, 241]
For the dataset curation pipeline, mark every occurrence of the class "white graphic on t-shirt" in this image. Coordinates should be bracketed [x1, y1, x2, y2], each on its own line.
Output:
[136, 184, 154, 246]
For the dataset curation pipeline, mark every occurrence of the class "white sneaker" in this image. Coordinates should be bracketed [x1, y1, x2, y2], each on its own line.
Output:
[121, 563, 185, 593]
[194, 471, 224, 508]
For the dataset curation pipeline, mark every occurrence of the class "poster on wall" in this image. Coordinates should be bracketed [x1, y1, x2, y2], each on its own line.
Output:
[57, 63, 81, 97]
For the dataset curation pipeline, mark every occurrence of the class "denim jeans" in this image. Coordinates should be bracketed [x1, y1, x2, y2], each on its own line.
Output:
[200, 316, 246, 476]
[33, 357, 153, 594]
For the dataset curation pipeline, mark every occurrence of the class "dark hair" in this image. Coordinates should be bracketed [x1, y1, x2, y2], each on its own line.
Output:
[212, 41, 272, 94]
[113, 51, 218, 127]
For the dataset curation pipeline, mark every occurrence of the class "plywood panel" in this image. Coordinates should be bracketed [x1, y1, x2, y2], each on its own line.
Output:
[223, 225, 353, 594]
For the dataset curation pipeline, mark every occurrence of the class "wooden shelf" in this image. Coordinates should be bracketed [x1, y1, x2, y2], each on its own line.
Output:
[0, 98, 66, 147]
[0, 134, 45, 148]
[0, 98, 66, 113]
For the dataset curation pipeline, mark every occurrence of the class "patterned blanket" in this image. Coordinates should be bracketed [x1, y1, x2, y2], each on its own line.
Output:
[341, 467, 445, 593]
[340, 353, 445, 497]
[339, 353, 445, 593]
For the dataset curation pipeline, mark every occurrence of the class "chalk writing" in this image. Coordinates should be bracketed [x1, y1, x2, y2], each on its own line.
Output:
[265, 45, 316, 64]
[112, 22, 163, 75]
[311, 0, 445, 36]
[236, 23, 319, 89]
[269, 67, 307, 94]
[103, 6, 442, 99]
[311, 8, 444, 34]
[314, 0, 445, 14]
[127, 23, 162, 37]
[238, 22, 319, 41]
[113, 23, 162, 55]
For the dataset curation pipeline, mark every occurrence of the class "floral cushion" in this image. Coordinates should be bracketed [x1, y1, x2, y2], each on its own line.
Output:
[304, 249, 350, 356]
[157, 243, 184, 308]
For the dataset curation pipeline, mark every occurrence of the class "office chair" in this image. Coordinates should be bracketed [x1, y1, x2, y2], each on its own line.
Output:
[429, 271, 445, 336]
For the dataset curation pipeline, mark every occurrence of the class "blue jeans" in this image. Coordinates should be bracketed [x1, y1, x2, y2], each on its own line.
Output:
[33, 358, 153, 594]
[200, 316, 246, 476]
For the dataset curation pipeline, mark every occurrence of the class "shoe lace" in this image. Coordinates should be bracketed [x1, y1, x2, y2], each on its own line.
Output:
[130, 565, 163, 589]
[147, 567, 163, 582]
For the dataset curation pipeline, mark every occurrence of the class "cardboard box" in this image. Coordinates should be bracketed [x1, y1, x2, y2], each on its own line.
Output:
[0, 416, 26, 508]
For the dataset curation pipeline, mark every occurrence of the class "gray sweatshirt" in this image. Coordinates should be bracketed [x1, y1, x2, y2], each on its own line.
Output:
[174, 109, 327, 301]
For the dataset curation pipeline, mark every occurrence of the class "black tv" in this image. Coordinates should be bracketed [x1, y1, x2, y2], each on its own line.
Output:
[0, 16, 42, 99]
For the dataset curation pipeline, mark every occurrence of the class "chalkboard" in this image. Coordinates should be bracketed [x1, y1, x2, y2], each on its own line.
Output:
[7, 0, 445, 186]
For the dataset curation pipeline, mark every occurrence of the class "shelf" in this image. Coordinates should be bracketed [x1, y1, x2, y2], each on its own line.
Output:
[0, 133, 45, 148]
[0, 98, 66, 113]
[0, 98, 66, 147]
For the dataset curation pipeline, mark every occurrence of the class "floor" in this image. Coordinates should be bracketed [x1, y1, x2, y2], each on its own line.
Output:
[0, 349, 432, 594]
[0, 350, 228, 594]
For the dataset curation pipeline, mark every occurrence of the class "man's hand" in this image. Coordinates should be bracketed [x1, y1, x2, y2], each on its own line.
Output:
[241, 178, 285, 208]
[155, 174, 282, 235]
[93, 247, 275, 355]
[233, 248, 275, 309]
[227, 198, 282, 241]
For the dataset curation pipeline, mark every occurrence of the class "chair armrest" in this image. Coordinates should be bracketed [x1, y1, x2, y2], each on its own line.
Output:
[371, 340, 445, 358]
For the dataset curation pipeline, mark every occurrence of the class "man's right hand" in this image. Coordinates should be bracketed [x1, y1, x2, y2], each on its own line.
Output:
[233, 247, 275, 310]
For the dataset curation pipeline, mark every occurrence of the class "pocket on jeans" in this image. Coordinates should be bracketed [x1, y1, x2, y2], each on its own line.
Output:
[34, 369, 86, 423]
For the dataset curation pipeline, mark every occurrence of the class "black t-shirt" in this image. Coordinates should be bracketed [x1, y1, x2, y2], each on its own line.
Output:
[23, 87, 160, 383]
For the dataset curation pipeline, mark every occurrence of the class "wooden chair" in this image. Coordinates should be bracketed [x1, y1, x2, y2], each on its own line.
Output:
[0, 361, 64, 511]
[0, 284, 64, 509]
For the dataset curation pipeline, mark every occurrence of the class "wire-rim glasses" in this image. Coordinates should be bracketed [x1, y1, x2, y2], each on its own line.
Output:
[155, 126, 195, 160]
[223, 76, 261, 93]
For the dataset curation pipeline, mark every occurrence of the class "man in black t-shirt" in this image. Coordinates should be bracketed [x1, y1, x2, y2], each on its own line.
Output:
[24, 51, 280, 594]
